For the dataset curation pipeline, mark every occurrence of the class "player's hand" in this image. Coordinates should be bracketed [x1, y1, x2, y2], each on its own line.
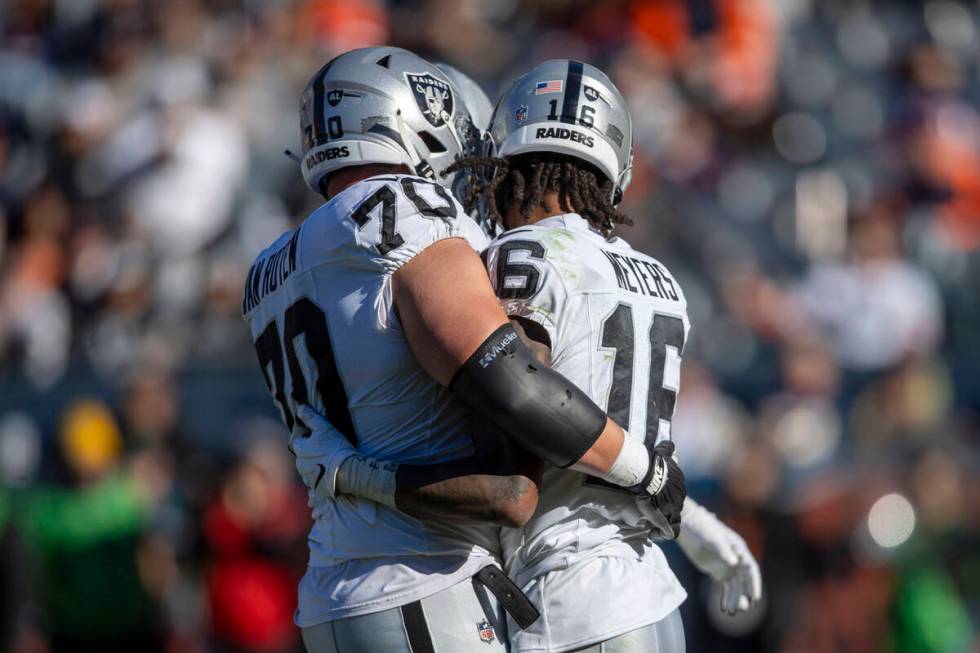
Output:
[677, 500, 762, 615]
[290, 405, 357, 501]
[634, 440, 686, 539]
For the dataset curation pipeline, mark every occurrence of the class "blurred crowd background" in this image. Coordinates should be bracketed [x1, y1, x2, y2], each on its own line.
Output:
[0, 0, 978, 651]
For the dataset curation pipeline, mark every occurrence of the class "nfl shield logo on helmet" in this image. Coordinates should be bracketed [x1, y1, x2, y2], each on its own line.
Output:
[327, 89, 343, 107]
[515, 105, 529, 122]
[476, 619, 496, 644]
[406, 72, 455, 128]
[584, 85, 600, 102]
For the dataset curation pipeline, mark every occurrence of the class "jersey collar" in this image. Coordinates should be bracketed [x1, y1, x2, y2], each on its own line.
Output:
[502, 213, 613, 242]
[537, 213, 618, 244]
[533, 212, 603, 236]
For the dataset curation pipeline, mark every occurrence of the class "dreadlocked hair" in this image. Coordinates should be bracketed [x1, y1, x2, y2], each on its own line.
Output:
[443, 153, 632, 237]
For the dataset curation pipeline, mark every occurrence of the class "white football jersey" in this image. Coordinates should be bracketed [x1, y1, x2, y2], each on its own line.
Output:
[483, 213, 690, 653]
[242, 174, 498, 626]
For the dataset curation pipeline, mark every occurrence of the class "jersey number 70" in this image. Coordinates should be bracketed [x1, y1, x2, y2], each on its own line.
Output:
[253, 298, 355, 442]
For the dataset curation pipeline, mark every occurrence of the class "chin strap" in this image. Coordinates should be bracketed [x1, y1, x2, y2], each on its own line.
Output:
[613, 151, 633, 205]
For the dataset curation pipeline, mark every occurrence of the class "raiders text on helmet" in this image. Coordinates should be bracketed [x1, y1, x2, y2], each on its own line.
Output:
[299, 47, 481, 194]
[489, 60, 633, 203]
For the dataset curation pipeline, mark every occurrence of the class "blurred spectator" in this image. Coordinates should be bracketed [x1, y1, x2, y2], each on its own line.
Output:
[849, 358, 952, 450]
[890, 445, 976, 653]
[13, 400, 166, 652]
[794, 205, 943, 373]
[203, 437, 309, 653]
[757, 339, 842, 471]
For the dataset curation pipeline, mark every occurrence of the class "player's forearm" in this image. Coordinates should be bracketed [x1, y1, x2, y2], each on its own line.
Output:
[391, 401, 544, 525]
[395, 462, 539, 527]
[336, 443, 542, 527]
[334, 461, 540, 527]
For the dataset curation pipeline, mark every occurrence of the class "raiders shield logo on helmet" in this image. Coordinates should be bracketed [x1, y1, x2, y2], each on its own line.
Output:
[476, 619, 496, 644]
[584, 85, 600, 102]
[406, 72, 455, 128]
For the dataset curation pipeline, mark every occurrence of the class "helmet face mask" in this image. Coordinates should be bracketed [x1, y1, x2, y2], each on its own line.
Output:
[432, 63, 500, 235]
[299, 47, 480, 195]
[488, 60, 634, 204]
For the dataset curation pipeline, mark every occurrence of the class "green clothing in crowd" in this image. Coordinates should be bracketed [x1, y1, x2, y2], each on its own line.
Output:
[13, 473, 159, 646]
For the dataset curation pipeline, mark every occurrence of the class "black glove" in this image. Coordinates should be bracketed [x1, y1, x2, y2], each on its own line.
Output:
[631, 440, 686, 539]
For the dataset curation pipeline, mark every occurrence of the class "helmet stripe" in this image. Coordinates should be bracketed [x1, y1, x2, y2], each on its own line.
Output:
[312, 71, 327, 143]
[312, 56, 340, 144]
[560, 60, 584, 125]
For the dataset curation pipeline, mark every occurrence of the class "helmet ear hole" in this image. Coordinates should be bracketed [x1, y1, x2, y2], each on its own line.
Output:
[416, 131, 447, 153]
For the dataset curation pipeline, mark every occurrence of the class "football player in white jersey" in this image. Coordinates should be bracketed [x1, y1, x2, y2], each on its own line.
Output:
[469, 60, 762, 652]
[302, 60, 762, 652]
[244, 48, 686, 653]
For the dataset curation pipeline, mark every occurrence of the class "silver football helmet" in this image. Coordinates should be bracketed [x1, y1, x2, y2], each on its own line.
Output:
[299, 47, 481, 194]
[489, 60, 633, 203]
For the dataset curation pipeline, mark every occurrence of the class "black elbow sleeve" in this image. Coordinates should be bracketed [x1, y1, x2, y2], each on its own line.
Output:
[450, 324, 606, 468]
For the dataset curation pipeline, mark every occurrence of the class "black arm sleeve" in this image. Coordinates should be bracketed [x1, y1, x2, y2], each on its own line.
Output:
[449, 323, 606, 468]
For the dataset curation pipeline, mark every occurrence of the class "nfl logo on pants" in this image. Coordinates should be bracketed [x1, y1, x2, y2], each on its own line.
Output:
[476, 619, 496, 644]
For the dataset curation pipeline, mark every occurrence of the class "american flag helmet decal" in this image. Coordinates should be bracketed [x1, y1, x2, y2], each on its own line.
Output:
[534, 80, 563, 94]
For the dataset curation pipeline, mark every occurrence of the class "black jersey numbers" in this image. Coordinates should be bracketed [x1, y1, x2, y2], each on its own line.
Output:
[600, 309, 685, 442]
[252, 299, 355, 443]
[588, 308, 685, 492]
[351, 185, 402, 255]
[496, 239, 547, 300]
[399, 178, 457, 220]
[254, 320, 292, 428]
[351, 180, 458, 256]
[283, 298, 356, 442]
[600, 303, 634, 430]
[647, 313, 686, 442]
[600, 304, 684, 446]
